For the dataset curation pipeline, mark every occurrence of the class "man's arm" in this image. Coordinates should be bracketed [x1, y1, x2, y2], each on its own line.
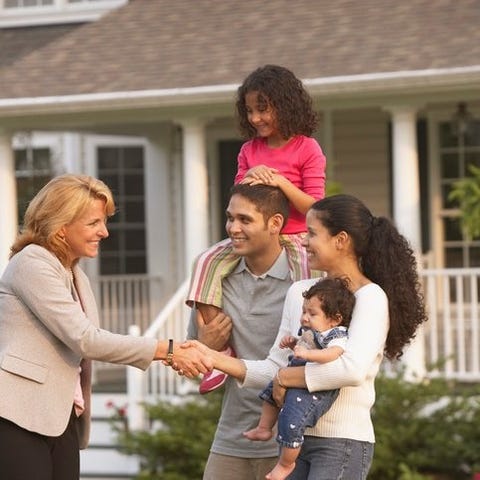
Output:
[186, 307, 232, 351]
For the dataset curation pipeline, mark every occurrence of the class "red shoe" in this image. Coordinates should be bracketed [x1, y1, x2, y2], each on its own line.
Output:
[199, 346, 236, 394]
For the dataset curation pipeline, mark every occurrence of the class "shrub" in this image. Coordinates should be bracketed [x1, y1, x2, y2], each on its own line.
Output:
[370, 370, 480, 480]
[110, 391, 222, 480]
[110, 372, 480, 479]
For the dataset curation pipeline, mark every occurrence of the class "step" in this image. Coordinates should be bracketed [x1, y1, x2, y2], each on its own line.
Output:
[80, 393, 139, 480]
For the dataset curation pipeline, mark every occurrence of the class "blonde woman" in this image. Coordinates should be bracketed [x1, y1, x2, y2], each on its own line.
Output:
[0, 174, 210, 480]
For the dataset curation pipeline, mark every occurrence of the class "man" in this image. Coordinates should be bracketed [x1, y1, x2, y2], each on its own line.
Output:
[188, 183, 306, 480]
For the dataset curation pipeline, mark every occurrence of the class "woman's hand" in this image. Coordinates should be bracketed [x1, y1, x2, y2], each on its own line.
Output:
[161, 340, 213, 378]
[181, 340, 247, 381]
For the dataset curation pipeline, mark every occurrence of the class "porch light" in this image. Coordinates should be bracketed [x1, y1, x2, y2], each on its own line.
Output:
[451, 102, 474, 138]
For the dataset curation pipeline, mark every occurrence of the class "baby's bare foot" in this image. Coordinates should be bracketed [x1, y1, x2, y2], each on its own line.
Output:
[243, 426, 273, 441]
[265, 462, 295, 480]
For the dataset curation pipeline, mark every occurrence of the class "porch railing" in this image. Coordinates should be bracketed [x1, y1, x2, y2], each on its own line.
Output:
[421, 267, 480, 381]
[90, 274, 163, 381]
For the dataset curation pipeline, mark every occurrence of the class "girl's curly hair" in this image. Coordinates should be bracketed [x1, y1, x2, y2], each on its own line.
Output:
[310, 194, 428, 360]
[236, 64, 318, 140]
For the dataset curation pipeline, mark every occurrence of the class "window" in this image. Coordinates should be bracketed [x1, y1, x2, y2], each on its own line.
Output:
[4, 0, 53, 7]
[3, 0, 118, 7]
[15, 146, 53, 226]
[0, 0, 128, 27]
[97, 146, 146, 275]
[438, 118, 480, 268]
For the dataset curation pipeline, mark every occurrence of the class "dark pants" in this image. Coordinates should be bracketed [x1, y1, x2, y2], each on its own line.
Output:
[0, 409, 80, 480]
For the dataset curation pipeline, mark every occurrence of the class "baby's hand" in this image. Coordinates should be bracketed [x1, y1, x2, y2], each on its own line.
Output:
[241, 165, 279, 185]
[293, 345, 309, 360]
[280, 335, 298, 349]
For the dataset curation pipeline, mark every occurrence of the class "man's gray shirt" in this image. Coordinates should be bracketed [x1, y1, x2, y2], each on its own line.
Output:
[188, 249, 293, 458]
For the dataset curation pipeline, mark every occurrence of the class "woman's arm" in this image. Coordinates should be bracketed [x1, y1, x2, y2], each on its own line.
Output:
[185, 279, 318, 388]
[306, 285, 388, 391]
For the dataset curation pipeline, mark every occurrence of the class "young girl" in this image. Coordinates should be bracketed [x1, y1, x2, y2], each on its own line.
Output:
[187, 64, 326, 394]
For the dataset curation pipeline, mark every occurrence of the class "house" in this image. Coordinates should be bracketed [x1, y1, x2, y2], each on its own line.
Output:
[0, 0, 479, 475]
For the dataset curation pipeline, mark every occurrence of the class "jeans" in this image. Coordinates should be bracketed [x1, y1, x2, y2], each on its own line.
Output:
[287, 436, 374, 480]
[259, 358, 339, 448]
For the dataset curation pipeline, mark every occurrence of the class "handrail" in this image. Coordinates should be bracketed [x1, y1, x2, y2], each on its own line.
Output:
[144, 278, 190, 337]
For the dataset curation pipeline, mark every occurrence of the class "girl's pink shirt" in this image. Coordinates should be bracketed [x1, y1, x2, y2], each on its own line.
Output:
[235, 135, 326, 234]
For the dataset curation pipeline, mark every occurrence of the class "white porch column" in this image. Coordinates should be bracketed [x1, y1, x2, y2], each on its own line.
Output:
[0, 129, 17, 275]
[178, 118, 209, 278]
[386, 105, 426, 380]
[389, 106, 422, 250]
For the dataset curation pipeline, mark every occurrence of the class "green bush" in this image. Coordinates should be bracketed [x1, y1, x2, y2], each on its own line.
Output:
[448, 163, 480, 239]
[110, 391, 222, 480]
[370, 370, 480, 480]
[110, 373, 480, 479]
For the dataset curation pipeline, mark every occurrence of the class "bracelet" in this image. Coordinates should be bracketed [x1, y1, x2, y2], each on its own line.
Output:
[276, 369, 286, 388]
[166, 339, 174, 365]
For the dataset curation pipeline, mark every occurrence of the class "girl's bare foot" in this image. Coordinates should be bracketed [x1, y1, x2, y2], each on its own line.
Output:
[265, 462, 295, 480]
[243, 426, 273, 441]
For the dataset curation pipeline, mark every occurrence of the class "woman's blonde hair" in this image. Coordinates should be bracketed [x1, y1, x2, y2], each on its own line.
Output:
[10, 174, 116, 266]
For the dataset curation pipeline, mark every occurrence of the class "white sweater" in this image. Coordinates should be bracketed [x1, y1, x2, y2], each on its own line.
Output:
[243, 278, 389, 443]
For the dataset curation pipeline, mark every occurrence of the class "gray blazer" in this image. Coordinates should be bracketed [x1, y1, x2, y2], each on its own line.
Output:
[0, 244, 157, 448]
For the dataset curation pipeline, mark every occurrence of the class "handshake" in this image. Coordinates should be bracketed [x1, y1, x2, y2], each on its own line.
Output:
[156, 339, 213, 378]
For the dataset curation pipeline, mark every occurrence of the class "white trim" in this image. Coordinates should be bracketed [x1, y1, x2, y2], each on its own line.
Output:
[1, 66, 480, 115]
[0, 0, 128, 27]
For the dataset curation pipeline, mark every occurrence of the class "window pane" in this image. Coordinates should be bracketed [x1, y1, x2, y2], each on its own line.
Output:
[464, 121, 480, 147]
[101, 229, 120, 252]
[443, 217, 462, 241]
[125, 230, 146, 250]
[445, 247, 464, 268]
[470, 247, 480, 267]
[465, 152, 480, 173]
[100, 174, 119, 194]
[98, 147, 119, 170]
[125, 256, 146, 274]
[14, 150, 28, 170]
[33, 148, 51, 170]
[125, 200, 144, 222]
[124, 147, 143, 169]
[441, 153, 459, 179]
[124, 174, 144, 195]
[100, 256, 120, 275]
[439, 122, 458, 148]
[441, 182, 456, 209]
[15, 148, 53, 226]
